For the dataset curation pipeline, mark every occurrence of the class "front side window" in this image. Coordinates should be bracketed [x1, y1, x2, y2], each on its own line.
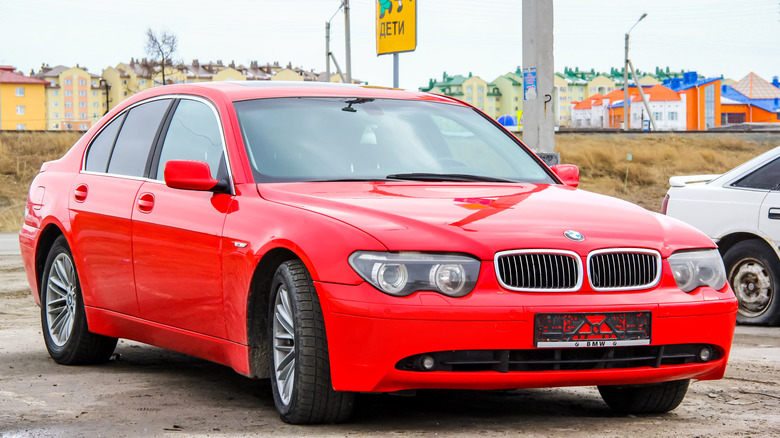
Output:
[234, 98, 554, 184]
[155, 99, 225, 180]
[732, 158, 780, 191]
[106, 99, 172, 177]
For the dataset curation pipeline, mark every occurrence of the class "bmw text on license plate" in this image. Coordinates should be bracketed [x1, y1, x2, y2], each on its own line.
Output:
[534, 312, 651, 348]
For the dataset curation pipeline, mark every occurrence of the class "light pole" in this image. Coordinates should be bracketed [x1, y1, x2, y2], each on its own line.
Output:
[624, 13, 647, 130]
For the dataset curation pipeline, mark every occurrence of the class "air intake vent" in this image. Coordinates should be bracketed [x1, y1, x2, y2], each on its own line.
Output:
[495, 250, 583, 292]
[588, 249, 661, 290]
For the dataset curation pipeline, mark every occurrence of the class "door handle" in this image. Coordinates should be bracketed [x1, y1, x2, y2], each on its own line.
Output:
[137, 193, 155, 213]
[74, 184, 88, 202]
[769, 208, 780, 220]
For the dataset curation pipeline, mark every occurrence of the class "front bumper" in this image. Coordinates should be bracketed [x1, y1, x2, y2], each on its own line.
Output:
[318, 279, 737, 393]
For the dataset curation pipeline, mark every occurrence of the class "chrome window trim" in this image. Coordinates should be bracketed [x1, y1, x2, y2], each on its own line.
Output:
[80, 94, 235, 195]
[494, 249, 583, 293]
[586, 248, 662, 291]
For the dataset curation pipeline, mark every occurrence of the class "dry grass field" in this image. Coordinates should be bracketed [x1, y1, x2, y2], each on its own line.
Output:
[0, 131, 777, 232]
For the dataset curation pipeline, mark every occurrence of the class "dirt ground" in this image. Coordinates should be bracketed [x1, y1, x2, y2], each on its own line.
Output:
[2, 240, 780, 437]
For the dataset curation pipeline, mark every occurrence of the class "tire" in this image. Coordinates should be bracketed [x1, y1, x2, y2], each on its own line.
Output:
[40, 236, 117, 365]
[598, 379, 690, 414]
[723, 240, 780, 326]
[268, 260, 355, 424]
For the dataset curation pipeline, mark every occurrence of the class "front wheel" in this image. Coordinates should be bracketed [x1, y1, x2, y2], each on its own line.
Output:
[40, 236, 117, 365]
[268, 260, 354, 424]
[724, 240, 780, 326]
[598, 379, 689, 414]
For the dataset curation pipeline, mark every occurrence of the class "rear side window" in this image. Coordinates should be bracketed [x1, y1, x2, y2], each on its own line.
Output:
[155, 99, 225, 180]
[106, 99, 172, 178]
[732, 157, 780, 190]
[85, 113, 124, 172]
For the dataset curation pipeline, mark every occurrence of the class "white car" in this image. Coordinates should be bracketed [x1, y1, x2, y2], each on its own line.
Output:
[663, 146, 780, 325]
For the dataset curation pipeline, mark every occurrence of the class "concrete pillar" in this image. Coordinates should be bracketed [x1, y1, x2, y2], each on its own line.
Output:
[522, 0, 556, 160]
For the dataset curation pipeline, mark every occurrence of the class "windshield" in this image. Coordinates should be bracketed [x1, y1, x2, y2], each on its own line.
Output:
[234, 97, 556, 184]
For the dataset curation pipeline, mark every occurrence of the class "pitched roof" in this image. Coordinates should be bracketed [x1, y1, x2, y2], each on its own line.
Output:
[0, 66, 48, 85]
[721, 84, 780, 113]
[663, 71, 720, 92]
[732, 72, 780, 99]
[632, 84, 681, 102]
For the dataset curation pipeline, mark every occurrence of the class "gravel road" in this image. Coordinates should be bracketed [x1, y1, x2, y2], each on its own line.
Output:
[1, 236, 779, 437]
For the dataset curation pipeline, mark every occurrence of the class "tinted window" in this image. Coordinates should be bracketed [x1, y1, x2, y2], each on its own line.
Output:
[156, 99, 224, 180]
[107, 99, 171, 177]
[234, 98, 553, 184]
[85, 113, 124, 172]
[732, 157, 780, 190]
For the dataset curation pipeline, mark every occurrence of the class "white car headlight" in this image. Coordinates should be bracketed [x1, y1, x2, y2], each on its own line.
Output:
[349, 251, 480, 297]
[668, 249, 727, 293]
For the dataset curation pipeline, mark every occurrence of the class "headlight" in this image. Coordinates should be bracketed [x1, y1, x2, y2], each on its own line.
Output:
[668, 249, 727, 293]
[349, 251, 480, 297]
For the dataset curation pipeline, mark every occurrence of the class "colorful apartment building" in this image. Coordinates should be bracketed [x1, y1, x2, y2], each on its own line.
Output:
[420, 72, 502, 118]
[720, 72, 780, 124]
[663, 72, 721, 130]
[35, 65, 105, 130]
[0, 66, 47, 130]
[609, 85, 686, 131]
[492, 70, 524, 122]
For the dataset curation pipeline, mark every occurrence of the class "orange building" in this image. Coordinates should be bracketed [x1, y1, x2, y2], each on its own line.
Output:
[720, 73, 780, 125]
[663, 72, 721, 130]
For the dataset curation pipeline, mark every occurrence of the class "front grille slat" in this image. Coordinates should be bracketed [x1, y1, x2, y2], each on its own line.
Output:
[588, 249, 661, 291]
[495, 251, 581, 291]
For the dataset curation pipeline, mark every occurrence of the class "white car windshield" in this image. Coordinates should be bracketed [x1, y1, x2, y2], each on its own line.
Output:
[234, 97, 555, 184]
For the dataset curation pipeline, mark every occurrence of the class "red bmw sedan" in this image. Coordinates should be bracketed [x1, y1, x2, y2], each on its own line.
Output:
[20, 82, 737, 424]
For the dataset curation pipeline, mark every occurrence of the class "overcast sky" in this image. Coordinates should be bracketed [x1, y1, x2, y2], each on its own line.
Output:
[1, 0, 778, 90]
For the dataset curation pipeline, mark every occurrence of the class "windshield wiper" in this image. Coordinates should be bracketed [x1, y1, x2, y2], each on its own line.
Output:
[386, 173, 516, 183]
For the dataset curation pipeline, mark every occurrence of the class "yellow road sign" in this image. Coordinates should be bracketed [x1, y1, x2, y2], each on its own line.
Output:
[376, 0, 417, 55]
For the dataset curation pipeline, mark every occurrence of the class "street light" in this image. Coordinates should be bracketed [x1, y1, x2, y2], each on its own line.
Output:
[623, 13, 647, 130]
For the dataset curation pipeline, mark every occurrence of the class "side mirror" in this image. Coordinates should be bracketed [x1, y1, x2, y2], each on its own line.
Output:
[551, 164, 580, 188]
[164, 160, 225, 192]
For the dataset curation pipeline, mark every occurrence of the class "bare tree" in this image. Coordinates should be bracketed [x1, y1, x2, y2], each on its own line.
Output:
[145, 28, 177, 85]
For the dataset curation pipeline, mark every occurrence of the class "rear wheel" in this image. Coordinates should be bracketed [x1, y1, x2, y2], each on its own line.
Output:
[268, 260, 354, 424]
[40, 236, 117, 365]
[724, 240, 780, 326]
[598, 379, 689, 414]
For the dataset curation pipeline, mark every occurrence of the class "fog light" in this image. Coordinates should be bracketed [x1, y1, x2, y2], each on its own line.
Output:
[420, 354, 436, 371]
[698, 346, 713, 362]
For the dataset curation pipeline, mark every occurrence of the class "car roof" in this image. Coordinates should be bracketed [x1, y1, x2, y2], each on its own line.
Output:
[126, 81, 462, 106]
[710, 144, 780, 186]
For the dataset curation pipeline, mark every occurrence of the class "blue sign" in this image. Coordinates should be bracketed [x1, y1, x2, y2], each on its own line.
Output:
[523, 67, 537, 101]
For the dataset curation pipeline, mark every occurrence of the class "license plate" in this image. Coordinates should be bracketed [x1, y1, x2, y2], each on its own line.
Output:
[534, 312, 651, 348]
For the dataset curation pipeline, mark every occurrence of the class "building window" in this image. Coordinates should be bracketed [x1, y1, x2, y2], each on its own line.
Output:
[466, 86, 472, 93]
[92, 81, 99, 88]
[80, 123, 88, 129]
[65, 90, 72, 96]
[80, 112, 87, 118]
[140, 79, 147, 86]
[668, 112, 678, 121]
[93, 102, 98, 108]
[559, 87, 566, 92]
[122, 80, 128, 85]
[65, 101, 72, 107]
[79, 79, 86, 85]
[49, 80, 56, 86]
[15, 87, 24, 96]
[653, 112, 662, 121]
[93, 91, 98, 97]
[514, 97, 518, 101]
[65, 112, 73, 118]
[93, 113, 98, 119]
[705, 84, 715, 129]
[16, 105, 25, 115]
[16, 124, 25, 130]
[79, 90, 87, 96]
[52, 90, 59, 96]
[478, 86, 484, 94]
[64, 79, 72, 85]
[54, 112, 59, 118]
[478, 96, 484, 103]
[53, 101, 59, 107]
[80, 102, 86, 107]
[123, 91, 128, 96]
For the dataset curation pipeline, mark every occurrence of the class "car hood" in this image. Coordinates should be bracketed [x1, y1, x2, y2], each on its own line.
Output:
[257, 182, 715, 260]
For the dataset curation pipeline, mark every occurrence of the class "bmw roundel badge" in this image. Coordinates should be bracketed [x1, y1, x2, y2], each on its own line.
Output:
[564, 230, 585, 242]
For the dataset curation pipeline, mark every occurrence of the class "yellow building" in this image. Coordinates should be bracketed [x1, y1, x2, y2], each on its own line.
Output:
[102, 59, 156, 111]
[35, 65, 106, 130]
[492, 70, 524, 120]
[0, 65, 47, 130]
[421, 72, 501, 118]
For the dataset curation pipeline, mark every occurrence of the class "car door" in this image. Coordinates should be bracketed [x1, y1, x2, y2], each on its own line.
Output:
[131, 98, 233, 338]
[750, 158, 780, 245]
[69, 99, 173, 315]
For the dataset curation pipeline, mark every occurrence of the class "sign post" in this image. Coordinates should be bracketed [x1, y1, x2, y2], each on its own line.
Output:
[376, 0, 417, 88]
